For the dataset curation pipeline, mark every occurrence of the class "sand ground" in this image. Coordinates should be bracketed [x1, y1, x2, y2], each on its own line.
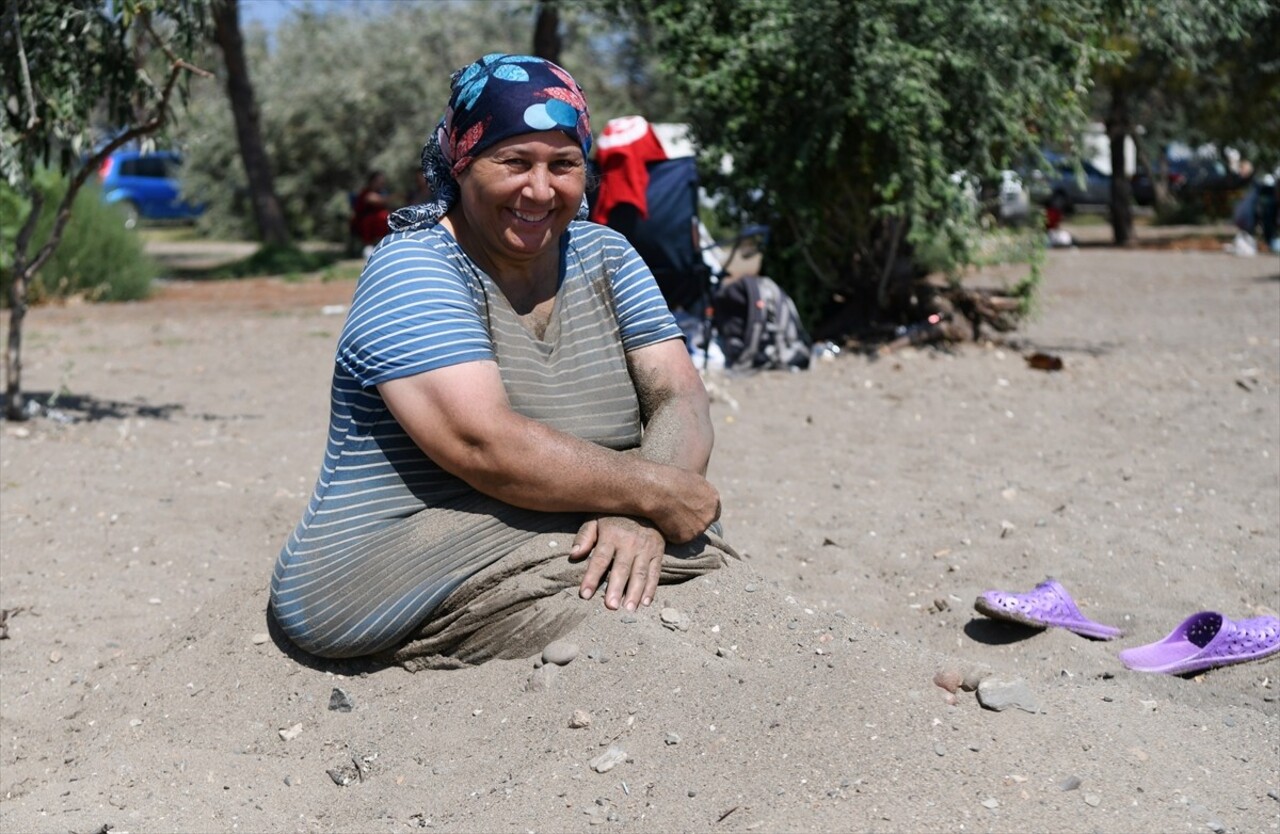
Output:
[1, 237, 1278, 834]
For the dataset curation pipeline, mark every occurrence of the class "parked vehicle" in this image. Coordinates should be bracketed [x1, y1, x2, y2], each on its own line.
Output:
[1132, 151, 1252, 207]
[1027, 152, 1111, 214]
[97, 150, 205, 228]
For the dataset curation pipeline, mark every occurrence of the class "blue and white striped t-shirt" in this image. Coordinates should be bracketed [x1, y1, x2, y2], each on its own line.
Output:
[276, 221, 682, 572]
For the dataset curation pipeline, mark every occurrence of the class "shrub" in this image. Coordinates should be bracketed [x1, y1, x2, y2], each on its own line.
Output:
[1, 171, 157, 305]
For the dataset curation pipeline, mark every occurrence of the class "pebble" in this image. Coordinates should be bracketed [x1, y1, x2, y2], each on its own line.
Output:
[933, 668, 962, 693]
[961, 667, 989, 692]
[251, 633, 270, 645]
[278, 723, 303, 741]
[660, 608, 689, 631]
[526, 663, 560, 692]
[1207, 821, 1225, 833]
[933, 743, 946, 757]
[744, 583, 759, 593]
[49, 651, 62, 664]
[620, 613, 638, 624]
[329, 688, 354, 712]
[664, 732, 681, 746]
[542, 640, 579, 666]
[688, 789, 698, 798]
[977, 677, 1040, 714]
[981, 798, 999, 809]
[1084, 793, 1101, 807]
[568, 709, 593, 729]
[589, 745, 628, 774]
[1269, 789, 1280, 802]
[1059, 775, 1082, 792]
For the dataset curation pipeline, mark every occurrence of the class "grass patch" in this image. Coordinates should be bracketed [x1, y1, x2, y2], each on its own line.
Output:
[205, 244, 340, 279]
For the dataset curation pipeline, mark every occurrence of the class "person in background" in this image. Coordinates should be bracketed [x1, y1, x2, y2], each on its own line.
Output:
[350, 170, 391, 257]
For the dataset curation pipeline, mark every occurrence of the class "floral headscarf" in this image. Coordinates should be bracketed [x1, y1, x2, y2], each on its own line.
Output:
[389, 54, 593, 233]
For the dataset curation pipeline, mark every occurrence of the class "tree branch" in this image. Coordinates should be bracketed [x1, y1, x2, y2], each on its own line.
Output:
[5, 0, 39, 131]
[23, 53, 205, 279]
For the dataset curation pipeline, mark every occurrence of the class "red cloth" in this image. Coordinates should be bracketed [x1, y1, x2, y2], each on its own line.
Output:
[590, 116, 668, 224]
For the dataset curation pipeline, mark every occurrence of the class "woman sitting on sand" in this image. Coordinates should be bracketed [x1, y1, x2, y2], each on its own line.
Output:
[270, 54, 733, 664]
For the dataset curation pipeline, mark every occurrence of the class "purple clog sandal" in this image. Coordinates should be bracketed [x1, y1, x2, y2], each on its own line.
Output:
[1118, 612, 1280, 675]
[974, 578, 1123, 640]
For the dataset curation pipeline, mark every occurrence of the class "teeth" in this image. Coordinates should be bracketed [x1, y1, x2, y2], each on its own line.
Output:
[513, 210, 549, 222]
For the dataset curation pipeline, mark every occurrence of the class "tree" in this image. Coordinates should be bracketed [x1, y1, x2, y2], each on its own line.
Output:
[533, 1, 562, 63]
[620, 0, 1103, 333]
[1092, 0, 1274, 245]
[177, 2, 670, 242]
[2, 0, 208, 421]
[211, 0, 290, 246]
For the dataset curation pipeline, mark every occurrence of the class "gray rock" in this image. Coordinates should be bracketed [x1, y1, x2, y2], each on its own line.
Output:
[1059, 775, 1082, 791]
[1269, 789, 1280, 802]
[1083, 793, 1101, 807]
[620, 613, 638, 624]
[526, 663, 560, 692]
[933, 743, 946, 757]
[744, 583, 759, 593]
[660, 607, 689, 631]
[977, 677, 1040, 713]
[664, 732, 681, 746]
[568, 709, 592, 729]
[589, 745, 628, 774]
[1206, 821, 1225, 833]
[981, 798, 999, 809]
[542, 640, 579, 666]
[328, 688, 354, 712]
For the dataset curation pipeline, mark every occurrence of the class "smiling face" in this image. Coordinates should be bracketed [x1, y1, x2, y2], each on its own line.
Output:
[452, 131, 586, 278]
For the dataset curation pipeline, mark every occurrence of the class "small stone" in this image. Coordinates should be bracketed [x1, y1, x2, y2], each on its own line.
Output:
[526, 663, 560, 692]
[329, 688, 354, 712]
[283, 775, 294, 787]
[664, 732, 681, 746]
[977, 677, 1040, 714]
[620, 613, 638, 624]
[568, 709, 592, 729]
[688, 789, 698, 798]
[589, 745, 628, 774]
[981, 798, 999, 809]
[1083, 793, 1101, 807]
[1269, 789, 1280, 802]
[933, 668, 962, 693]
[129, 718, 143, 727]
[251, 633, 270, 645]
[660, 607, 689, 630]
[48, 650, 62, 664]
[933, 598, 949, 612]
[279, 723, 303, 741]
[933, 743, 946, 757]
[960, 667, 989, 692]
[1207, 821, 1225, 833]
[542, 640, 579, 666]
[327, 765, 357, 787]
[1059, 775, 1082, 792]
[744, 583, 759, 593]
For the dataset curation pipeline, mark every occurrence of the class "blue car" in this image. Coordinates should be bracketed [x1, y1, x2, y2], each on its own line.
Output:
[97, 150, 205, 227]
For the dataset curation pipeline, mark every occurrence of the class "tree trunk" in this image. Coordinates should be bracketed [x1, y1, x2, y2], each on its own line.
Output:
[1106, 84, 1134, 247]
[533, 1, 561, 63]
[212, 0, 291, 247]
[4, 193, 40, 421]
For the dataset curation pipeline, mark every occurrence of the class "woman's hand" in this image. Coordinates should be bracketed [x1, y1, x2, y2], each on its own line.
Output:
[571, 516, 666, 611]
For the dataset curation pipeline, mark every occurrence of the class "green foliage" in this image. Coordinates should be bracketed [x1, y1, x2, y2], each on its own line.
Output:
[1, 173, 157, 304]
[204, 244, 338, 279]
[2, 0, 208, 191]
[628, 0, 1102, 329]
[178, 0, 672, 242]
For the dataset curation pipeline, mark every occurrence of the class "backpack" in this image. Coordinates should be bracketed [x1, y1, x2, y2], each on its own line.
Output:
[712, 275, 812, 371]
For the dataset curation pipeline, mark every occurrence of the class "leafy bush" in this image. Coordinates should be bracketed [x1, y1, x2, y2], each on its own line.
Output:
[1, 171, 157, 305]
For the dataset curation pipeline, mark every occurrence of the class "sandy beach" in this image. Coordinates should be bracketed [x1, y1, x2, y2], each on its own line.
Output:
[1, 239, 1277, 833]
